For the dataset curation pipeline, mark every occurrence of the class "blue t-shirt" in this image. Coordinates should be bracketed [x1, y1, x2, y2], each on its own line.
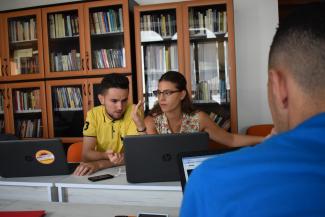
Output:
[180, 113, 325, 217]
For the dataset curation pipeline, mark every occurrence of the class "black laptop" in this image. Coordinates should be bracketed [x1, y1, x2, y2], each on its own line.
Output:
[177, 149, 238, 192]
[123, 132, 209, 183]
[0, 138, 78, 178]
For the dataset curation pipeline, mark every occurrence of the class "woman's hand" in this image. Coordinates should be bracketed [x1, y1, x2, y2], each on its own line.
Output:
[131, 99, 146, 132]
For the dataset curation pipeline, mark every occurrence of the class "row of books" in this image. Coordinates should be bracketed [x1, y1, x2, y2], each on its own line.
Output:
[48, 13, 79, 39]
[92, 48, 125, 69]
[9, 18, 37, 42]
[50, 50, 81, 72]
[143, 44, 178, 73]
[190, 40, 229, 103]
[90, 9, 124, 34]
[189, 8, 227, 34]
[53, 87, 83, 110]
[12, 48, 39, 75]
[209, 111, 230, 130]
[140, 13, 176, 38]
[13, 89, 41, 112]
[15, 119, 42, 138]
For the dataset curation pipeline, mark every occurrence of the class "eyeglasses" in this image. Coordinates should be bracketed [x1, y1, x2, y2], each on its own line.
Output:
[152, 90, 181, 97]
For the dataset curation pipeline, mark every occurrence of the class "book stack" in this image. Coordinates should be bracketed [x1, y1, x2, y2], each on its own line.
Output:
[13, 89, 41, 113]
[140, 12, 176, 38]
[92, 48, 125, 69]
[9, 17, 37, 42]
[15, 119, 42, 138]
[90, 8, 123, 34]
[12, 49, 39, 75]
[209, 112, 230, 130]
[48, 13, 79, 38]
[189, 7, 227, 35]
[50, 50, 81, 72]
[53, 87, 83, 111]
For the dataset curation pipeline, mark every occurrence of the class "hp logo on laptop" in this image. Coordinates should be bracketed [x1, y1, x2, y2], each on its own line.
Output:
[162, 153, 172, 162]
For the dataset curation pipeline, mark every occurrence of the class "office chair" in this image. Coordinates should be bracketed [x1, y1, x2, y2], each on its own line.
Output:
[67, 141, 83, 162]
[246, 124, 273, 137]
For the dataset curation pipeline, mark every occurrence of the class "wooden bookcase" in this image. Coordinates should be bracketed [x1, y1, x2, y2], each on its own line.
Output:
[134, 0, 238, 132]
[0, 0, 136, 141]
[46, 75, 132, 143]
[2, 9, 44, 81]
[42, 0, 135, 78]
[134, 2, 184, 112]
[4, 81, 48, 138]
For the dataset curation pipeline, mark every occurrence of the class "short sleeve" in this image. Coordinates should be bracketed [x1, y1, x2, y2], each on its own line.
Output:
[83, 110, 96, 137]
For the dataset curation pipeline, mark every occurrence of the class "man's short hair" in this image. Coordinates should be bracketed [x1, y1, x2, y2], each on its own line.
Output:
[268, 3, 325, 97]
[99, 73, 129, 95]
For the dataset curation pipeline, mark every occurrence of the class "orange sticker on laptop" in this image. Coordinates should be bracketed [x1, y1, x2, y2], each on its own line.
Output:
[35, 150, 55, 164]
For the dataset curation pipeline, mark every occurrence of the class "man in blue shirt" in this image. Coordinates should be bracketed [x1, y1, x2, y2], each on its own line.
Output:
[180, 3, 325, 217]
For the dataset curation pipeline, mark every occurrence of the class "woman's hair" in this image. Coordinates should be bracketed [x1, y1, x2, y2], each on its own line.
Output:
[149, 71, 196, 116]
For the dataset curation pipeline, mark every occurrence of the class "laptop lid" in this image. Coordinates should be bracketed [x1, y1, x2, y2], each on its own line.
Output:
[124, 132, 209, 183]
[0, 139, 78, 178]
[177, 149, 238, 192]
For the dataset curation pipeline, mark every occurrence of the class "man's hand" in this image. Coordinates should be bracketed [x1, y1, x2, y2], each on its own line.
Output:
[131, 99, 146, 132]
[106, 150, 124, 165]
[73, 162, 99, 176]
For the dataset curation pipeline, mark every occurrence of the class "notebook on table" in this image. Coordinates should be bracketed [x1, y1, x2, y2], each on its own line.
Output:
[0, 138, 79, 178]
[124, 132, 209, 183]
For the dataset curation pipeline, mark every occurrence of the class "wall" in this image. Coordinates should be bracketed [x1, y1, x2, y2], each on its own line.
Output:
[233, 0, 278, 132]
[0, 0, 279, 133]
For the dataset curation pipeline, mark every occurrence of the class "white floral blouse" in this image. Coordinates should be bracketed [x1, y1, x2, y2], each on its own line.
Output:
[154, 112, 200, 134]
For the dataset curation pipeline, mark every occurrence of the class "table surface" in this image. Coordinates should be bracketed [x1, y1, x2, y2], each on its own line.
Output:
[0, 199, 180, 217]
[55, 166, 182, 191]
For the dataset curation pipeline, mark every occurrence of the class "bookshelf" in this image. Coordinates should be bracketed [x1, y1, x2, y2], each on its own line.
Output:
[2, 9, 44, 81]
[134, 3, 184, 112]
[46, 75, 133, 143]
[42, 0, 136, 78]
[134, 0, 237, 132]
[6, 81, 48, 138]
[42, 4, 85, 78]
[183, 0, 237, 132]
[84, 0, 135, 75]
[0, 0, 136, 141]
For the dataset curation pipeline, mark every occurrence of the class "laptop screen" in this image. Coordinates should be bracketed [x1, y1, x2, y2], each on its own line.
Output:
[178, 149, 239, 192]
[181, 154, 218, 183]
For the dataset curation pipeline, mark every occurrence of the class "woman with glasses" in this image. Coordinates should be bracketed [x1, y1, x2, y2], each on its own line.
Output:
[132, 71, 263, 148]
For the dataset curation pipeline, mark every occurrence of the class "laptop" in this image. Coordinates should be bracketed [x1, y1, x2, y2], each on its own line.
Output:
[177, 149, 238, 192]
[0, 138, 79, 178]
[123, 132, 209, 183]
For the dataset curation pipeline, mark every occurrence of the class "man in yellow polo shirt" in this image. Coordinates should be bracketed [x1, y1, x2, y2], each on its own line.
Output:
[73, 74, 145, 176]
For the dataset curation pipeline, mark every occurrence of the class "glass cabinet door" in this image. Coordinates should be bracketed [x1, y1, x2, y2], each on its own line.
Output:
[43, 4, 84, 77]
[185, 4, 232, 131]
[137, 7, 182, 112]
[50, 84, 84, 138]
[88, 5, 125, 70]
[4, 9, 44, 80]
[11, 87, 44, 138]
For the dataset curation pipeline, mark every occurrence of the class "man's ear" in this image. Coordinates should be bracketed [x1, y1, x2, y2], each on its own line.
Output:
[98, 94, 104, 105]
[269, 69, 288, 110]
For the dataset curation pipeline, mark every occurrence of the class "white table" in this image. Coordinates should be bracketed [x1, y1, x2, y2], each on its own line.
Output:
[0, 199, 179, 217]
[55, 166, 183, 207]
[0, 175, 66, 202]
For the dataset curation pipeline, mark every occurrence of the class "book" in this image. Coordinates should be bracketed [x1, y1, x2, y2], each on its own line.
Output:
[0, 210, 45, 217]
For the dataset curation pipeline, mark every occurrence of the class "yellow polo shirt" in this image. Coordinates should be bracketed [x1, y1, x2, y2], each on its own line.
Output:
[83, 105, 139, 153]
